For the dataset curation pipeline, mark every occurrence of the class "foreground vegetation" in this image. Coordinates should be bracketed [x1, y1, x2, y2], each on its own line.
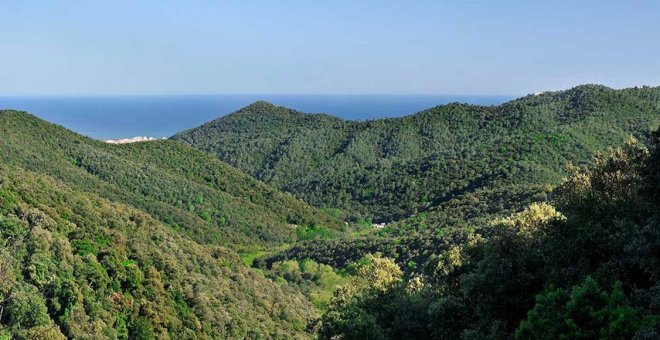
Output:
[317, 131, 660, 338]
[0, 110, 344, 338]
[0, 165, 320, 338]
[1, 85, 659, 338]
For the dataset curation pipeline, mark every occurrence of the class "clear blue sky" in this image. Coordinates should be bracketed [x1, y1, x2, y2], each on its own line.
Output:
[1, 0, 659, 95]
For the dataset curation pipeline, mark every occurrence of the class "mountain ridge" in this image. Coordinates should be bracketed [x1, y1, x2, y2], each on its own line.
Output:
[174, 84, 658, 128]
[0, 109, 344, 247]
[172, 84, 660, 225]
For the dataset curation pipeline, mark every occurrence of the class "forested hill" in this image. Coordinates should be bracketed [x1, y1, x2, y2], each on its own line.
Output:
[173, 85, 660, 224]
[0, 110, 342, 249]
[0, 165, 318, 338]
[0, 110, 351, 337]
[315, 129, 660, 339]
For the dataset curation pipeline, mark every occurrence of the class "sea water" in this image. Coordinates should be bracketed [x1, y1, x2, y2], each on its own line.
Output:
[0, 94, 513, 140]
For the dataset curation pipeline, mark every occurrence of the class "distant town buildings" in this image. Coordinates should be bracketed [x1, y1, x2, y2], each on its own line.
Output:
[105, 136, 164, 144]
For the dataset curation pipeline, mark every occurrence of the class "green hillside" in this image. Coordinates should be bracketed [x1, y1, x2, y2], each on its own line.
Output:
[0, 110, 343, 250]
[0, 110, 345, 338]
[316, 129, 660, 339]
[2, 85, 659, 338]
[173, 85, 660, 227]
[0, 165, 317, 338]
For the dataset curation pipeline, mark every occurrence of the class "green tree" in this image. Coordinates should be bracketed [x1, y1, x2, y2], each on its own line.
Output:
[516, 277, 657, 339]
[319, 254, 402, 339]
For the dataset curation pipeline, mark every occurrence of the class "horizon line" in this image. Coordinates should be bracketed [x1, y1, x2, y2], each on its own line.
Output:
[0, 93, 521, 98]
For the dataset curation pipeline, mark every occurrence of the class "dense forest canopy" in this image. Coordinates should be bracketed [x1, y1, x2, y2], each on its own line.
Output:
[1, 85, 659, 338]
[0, 110, 344, 338]
[0, 110, 343, 250]
[0, 165, 317, 338]
[174, 85, 660, 226]
[316, 129, 660, 339]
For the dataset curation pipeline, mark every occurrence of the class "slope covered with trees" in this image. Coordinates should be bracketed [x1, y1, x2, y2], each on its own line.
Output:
[0, 110, 345, 338]
[317, 130, 660, 339]
[0, 110, 342, 250]
[174, 85, 660, 227]
[0, 166, 317, 338]
[2, 85, 659, 338]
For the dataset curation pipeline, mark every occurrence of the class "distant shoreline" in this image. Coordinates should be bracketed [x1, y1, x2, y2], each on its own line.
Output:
[105, 136, 164, 144]
[0, 94, 513, 140]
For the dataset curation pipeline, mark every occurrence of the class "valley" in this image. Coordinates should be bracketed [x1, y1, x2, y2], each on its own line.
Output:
[1, 84, 659, 338]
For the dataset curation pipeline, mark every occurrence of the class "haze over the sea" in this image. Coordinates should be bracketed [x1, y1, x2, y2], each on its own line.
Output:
[0, 94, 512, 140]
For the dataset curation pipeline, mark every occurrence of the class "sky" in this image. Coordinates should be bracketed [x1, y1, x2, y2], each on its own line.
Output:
[1, 0, 659, 96]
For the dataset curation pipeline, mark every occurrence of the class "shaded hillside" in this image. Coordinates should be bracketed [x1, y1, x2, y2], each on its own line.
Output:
[174, 85, 660, 225]
[0, 110, 343, 249]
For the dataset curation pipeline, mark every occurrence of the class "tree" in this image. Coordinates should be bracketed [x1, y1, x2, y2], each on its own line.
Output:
[516, 277, 657, 339]
[319, 254, 403, 339]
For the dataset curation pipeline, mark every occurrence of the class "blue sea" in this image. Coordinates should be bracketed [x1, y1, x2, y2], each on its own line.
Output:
[0, 95, 513, 140]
